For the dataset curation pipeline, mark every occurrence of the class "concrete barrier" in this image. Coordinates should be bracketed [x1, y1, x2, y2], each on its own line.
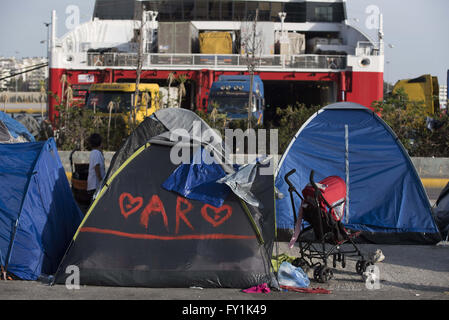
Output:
[411, 157, 449, 188]
[58, 151, 449, 188]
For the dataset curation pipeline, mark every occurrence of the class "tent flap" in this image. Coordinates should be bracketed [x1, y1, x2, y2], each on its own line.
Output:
[162, 147, 230, 208]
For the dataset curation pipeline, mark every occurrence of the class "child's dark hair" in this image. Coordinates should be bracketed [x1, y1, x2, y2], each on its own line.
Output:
[89, 133, 102, 148]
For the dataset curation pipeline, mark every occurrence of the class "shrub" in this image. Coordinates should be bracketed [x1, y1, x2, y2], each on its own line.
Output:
[196, 103, 321, 155]
[265, 103, 322, 154]
[54, 103, 128, 152]
[372, 89, 449, 157]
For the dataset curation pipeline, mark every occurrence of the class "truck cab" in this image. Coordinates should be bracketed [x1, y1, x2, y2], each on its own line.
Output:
[207, 75, 265, 124]
[85, 83, 160, 124]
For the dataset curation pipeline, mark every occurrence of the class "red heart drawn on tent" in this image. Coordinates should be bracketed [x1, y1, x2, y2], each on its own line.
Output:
[119, 193, 143, 219]
[201, 204, 232, 228]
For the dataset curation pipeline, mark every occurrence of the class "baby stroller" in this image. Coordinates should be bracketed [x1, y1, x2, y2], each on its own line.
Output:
[284, 169, 374, 283]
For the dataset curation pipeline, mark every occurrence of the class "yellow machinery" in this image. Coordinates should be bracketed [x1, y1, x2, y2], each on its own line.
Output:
[199, 32, 233, 54]
[85, 83, 160, 124]
[393, 74, 440, 114]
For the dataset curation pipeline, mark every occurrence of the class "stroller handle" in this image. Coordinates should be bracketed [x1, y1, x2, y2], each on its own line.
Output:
[309, 170, 316, 186]
[309, 170, 321, 194]
[309, 170, 333, 209]
[285, 169, 296, 190]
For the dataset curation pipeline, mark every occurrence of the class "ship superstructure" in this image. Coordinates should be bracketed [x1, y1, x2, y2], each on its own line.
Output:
[48, 0, 384, 120]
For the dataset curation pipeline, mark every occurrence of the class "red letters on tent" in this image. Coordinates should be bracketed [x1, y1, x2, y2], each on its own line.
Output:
[140, 195, 169, 232]
[94, 192, 247, 241]
[176, 196, 194, 234]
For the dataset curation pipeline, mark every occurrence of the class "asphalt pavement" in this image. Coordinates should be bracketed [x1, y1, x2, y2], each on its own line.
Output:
[1, 180, 447, 308]
[2, 242, 449, 302]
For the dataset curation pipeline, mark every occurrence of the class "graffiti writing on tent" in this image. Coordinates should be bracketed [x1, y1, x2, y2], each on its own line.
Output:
[79, 192, 256, 241]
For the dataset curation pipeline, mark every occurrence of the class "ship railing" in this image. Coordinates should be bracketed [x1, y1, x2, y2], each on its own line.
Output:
[86, 52, 347, 70]
[356, 41, 381, 56]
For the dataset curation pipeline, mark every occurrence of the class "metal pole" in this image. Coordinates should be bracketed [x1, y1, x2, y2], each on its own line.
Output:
[133, 5, 146, 128]
[248, 8, 258, 130]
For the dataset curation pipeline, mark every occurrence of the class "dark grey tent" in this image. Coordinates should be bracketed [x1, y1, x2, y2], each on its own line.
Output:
[434, 182, 449, 240]
[54, 109, 277, 288]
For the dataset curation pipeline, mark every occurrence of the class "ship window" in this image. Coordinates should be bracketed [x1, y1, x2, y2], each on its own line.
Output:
[183, 0, 195, 20]
[246, 2, 258, 19]
[270, 2, 284, 22]
[408, 76, 427, 83]
[171, 2, 184, 20]
[156, 0, 173, 21]
[360, 58, 371, 67]
[306, 3, 345, 22]
[94, 0, 136, 20]
[233, 1, 246, 20]
[258, 2, 270, 21]
[209, 0, 221, 20]
[145, 1, 158, 12]
[194, 0, 209, 20]
[315, 6, 333, 22]
[221, 0, 233, 20]
[284, 2, 306, 23]
[143, 0, 340, 23]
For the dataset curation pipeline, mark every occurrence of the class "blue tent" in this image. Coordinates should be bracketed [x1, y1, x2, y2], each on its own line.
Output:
[0, 138, 83, 280]
[0, 111, 35, 143]
[275, 102, 441, 244]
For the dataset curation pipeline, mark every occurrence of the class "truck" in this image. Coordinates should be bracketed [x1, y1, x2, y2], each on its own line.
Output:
[85, 83, 160, 124]
[207, 75, 265, 124]
[393, 74, 440, 114]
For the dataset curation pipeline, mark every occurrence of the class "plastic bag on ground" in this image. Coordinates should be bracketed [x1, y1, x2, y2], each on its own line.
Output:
[277, 261, 310, 288]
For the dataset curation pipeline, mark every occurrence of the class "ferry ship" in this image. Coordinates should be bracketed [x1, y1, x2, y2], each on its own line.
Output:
[48, 0, 384, 121]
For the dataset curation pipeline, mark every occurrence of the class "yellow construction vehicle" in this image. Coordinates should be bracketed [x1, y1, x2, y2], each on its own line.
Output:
[85, 83, 160, 124]
[393, 74, 440, 114]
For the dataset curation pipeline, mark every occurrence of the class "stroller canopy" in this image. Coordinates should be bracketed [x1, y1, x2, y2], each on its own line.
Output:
[275, 102, 440, 244]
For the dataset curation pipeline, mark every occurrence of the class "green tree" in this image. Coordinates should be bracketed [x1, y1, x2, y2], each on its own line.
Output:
[265, 103, 321, 154]
[54, 101, 128, 152]
[372, 89, 449, 157]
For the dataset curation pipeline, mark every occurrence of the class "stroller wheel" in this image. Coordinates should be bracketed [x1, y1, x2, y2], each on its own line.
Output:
[314, 266, 333, 283]
[356, 260, 373, 275]
[313, 265, 322, 281]
[293, 257, 309, 269]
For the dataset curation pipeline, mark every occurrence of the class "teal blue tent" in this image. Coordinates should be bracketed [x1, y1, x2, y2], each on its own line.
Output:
[0, 138, 83, 280]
